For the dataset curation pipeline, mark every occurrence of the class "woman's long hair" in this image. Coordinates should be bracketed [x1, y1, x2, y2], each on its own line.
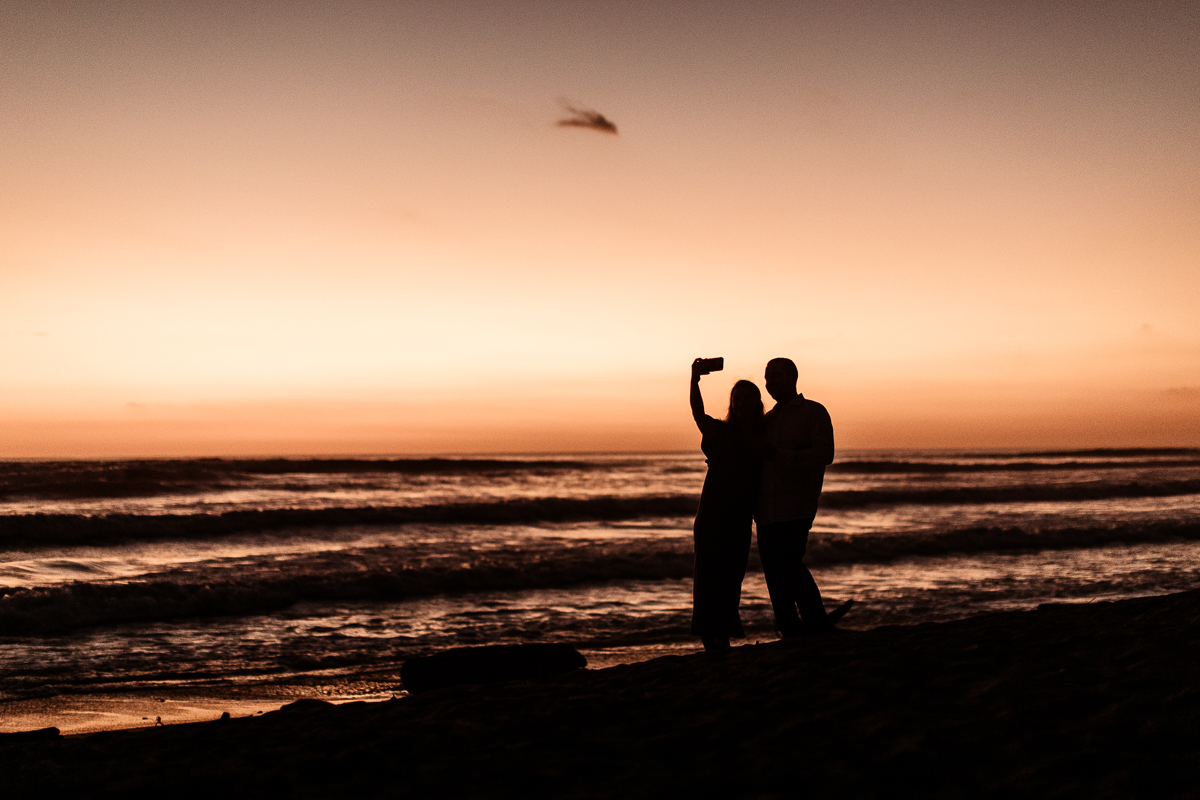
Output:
[724, 380, 764, 435]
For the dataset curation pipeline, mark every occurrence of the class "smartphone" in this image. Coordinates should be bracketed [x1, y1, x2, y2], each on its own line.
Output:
[695, 357, 724, 375]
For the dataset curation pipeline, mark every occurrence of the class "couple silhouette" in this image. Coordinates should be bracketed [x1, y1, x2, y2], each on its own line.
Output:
[689, 357, 851, 653]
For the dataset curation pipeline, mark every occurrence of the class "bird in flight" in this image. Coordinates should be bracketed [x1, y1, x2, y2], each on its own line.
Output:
[556, 102, 618, 135]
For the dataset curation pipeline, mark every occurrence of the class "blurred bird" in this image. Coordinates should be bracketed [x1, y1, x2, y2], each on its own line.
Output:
[557, 102, 618, 135]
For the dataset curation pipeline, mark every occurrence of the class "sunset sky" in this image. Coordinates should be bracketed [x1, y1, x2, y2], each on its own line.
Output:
[3, 1, 1198, 457]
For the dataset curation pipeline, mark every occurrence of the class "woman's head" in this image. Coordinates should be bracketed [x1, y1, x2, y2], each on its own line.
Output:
[726, 380, 763, 424]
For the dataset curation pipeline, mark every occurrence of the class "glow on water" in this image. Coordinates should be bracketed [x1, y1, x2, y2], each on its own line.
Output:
[0, 521, 693, 590]
[0, 454, 708, 517]
[5, 539, 1200, 700]
[4, 489, 1199, 591]
[3, 450, 1199, 698]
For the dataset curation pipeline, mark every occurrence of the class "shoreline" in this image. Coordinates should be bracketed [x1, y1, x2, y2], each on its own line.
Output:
[0, 643, 701, 736]
[4, 589, 1198, 797]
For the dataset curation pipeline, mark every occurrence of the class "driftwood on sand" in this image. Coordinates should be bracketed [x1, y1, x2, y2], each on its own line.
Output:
[400, 642, 588, 693]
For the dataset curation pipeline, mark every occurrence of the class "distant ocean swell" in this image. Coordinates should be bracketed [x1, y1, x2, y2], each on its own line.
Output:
[827, 458, 1200, 474]
[5, 478, 1200, 547]
[0, 457, 600, 500]
[2, 450, 1197, 502]
[5, 520, 1199, 636]
[817, 479, 1200, 508]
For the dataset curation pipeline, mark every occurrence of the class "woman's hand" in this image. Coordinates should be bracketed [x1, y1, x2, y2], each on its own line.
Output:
[691, 358, 706, 380]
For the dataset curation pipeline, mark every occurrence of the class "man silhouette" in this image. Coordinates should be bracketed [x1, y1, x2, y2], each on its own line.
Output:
[756, 357, 842, 636]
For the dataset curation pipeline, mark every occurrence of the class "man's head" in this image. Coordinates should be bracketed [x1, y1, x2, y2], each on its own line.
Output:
[764, 358, 799, 402]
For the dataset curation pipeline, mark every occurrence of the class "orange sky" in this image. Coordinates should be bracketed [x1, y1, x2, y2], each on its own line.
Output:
[3, 1, 1198, 457]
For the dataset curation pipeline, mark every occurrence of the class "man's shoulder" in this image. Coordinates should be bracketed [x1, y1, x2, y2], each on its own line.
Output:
[799, 397, 830, 414]
[770, 395, 832, 421]
[791, 396, 833, 428]
[787, 395, 829, 415]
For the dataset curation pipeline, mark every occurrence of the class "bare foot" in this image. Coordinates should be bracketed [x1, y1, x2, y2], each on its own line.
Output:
[701, 636, 732, 654]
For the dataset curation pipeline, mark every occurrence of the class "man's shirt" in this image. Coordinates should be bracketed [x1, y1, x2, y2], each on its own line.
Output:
[756, 394, 835, 525]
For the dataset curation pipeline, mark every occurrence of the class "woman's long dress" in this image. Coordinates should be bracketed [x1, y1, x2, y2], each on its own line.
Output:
[691, 414, 760, 639]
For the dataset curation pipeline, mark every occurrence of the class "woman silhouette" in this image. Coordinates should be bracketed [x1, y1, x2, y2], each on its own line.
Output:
[689, 359, 764, 653]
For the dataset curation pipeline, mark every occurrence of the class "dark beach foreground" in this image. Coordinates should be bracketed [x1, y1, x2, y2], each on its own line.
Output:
[4, 590, 1199, 799]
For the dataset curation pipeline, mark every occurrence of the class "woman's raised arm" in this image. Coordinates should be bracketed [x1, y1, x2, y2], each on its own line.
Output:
[690, 359, 706, 426]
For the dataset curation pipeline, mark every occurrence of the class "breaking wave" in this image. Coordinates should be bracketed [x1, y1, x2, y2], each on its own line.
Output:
[0, 496, 700, 547]
[4, 520, 1199, 635]
[0, 540, 696, 635]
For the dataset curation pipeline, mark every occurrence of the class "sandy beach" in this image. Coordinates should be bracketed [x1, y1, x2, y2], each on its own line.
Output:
[3, 588, 1198, 798]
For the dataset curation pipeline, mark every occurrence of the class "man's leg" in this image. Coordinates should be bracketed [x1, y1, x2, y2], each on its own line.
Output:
[758, 519, 828, 635]
[793, 563, 829, 630]
[786, 518, 830, 629]
[756, 521, 803, 636]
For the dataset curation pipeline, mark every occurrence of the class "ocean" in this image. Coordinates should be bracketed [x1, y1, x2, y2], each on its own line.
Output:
[2, 448, 1199, 701]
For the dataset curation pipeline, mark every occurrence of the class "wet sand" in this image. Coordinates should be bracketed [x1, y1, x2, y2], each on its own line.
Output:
[3, 589, 1198, 798]
[0, 646, 690, 736]
[0, 692, 290, 736]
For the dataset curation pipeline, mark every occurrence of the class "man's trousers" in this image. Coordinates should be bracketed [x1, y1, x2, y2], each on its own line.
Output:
[756, 518, 828, 637]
